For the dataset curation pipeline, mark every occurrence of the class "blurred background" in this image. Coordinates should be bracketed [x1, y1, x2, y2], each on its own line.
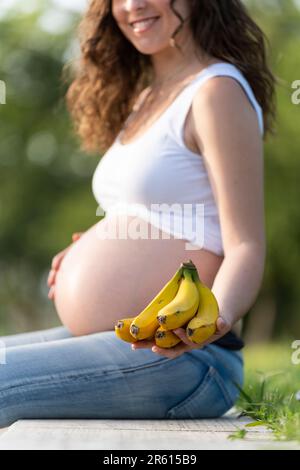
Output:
[0, 0, 300, 341]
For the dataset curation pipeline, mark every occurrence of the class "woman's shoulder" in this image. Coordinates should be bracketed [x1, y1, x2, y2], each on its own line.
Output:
[191, 73, 263, 138]
[193, 71, 252, 108]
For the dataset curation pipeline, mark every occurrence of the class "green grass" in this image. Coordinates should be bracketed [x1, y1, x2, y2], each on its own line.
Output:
[234, 342, 300, 442]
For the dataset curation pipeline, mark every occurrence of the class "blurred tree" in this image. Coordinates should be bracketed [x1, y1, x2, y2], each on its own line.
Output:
[0, 2, 100, 333]
[243, 0, 300, 341]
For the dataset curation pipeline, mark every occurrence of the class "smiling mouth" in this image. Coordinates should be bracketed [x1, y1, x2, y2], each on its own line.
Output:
[130, 17, 160, 34]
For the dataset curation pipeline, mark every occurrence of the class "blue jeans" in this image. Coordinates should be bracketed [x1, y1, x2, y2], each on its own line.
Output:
[0, 326, 244, 427]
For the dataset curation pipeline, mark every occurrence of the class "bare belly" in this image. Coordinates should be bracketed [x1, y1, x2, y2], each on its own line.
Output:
[54, 214, 227, 336]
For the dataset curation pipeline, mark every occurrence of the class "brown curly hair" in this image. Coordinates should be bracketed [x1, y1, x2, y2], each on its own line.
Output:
[63, 0, 278, 155]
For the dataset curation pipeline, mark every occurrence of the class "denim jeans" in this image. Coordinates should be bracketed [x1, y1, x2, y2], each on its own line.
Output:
[0, 326, 244, 427]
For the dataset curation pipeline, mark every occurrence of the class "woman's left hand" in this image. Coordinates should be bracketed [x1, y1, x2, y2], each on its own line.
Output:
[131, 316, 232, 359]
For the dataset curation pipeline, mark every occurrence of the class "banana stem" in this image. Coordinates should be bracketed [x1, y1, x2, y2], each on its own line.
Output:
[181, 259, 197, 270]
[181, 260, 205, 285]
[182, 267, 194, 280]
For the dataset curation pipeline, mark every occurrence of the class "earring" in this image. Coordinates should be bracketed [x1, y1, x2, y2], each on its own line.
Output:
[169, 37, 176, 48]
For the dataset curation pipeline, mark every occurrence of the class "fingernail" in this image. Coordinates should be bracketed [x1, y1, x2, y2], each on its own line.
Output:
[131, 345, 136, 350]
[152, 347, 158, 352]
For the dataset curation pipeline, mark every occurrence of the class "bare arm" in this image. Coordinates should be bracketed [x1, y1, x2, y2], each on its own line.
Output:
[211, 243, 265, 327]
[192, 76, 266, 328]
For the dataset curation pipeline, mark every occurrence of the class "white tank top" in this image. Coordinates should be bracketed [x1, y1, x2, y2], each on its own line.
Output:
[92, 62, 264, 256]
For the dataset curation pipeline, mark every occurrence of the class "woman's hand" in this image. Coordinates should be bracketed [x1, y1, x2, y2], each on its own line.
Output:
[131, 315, 232, 359]
[47, 232, 83, 300]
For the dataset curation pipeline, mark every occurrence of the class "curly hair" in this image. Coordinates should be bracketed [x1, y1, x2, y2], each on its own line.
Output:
[63, 0, 278, 155]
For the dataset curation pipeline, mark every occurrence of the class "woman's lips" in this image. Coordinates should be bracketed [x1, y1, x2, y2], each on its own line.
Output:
[131, 17, 160, 34]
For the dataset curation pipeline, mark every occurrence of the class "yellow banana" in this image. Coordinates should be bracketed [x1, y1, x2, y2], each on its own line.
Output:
[115, 317, 138, 343]
[130, 266, 184, 340]
[157, 268, 199, 330]
[186, 269, 219, 344]
[154, 326, 182, 349]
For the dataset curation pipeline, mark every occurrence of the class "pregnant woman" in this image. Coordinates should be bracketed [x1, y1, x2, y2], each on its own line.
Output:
[0, 0, 276, 427]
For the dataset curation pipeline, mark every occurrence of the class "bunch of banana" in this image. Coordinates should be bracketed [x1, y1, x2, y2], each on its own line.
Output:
[114, 259, 219, 348]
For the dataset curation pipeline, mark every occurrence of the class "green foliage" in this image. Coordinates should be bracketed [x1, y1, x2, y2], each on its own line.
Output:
[228, 429, 248, 440]
[235, 343, 300, 442]
[243, 1, 300, 338]
[0, 3, 100, 331]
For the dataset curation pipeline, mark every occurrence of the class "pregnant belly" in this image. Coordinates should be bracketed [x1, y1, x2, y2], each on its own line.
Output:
[54, 214, 224, 336]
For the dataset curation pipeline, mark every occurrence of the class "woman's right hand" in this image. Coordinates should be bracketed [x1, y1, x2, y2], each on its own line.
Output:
[47, 232, 83, 301]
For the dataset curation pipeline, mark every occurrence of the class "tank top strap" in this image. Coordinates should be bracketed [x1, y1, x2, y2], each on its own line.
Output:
[167, 62, 264, 148]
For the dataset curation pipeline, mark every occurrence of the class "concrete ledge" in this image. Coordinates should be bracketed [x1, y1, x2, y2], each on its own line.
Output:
[0, 408, 297, 450]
